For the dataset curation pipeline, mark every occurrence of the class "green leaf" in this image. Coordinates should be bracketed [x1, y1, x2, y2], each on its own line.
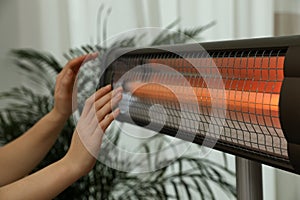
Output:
[191, 177, 205, 200]
[181, 179, 192, 200]
[171, 181, 180, 200]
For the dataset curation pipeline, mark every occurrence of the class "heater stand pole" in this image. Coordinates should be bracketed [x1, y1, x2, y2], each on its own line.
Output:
[236, 157, 263, 200]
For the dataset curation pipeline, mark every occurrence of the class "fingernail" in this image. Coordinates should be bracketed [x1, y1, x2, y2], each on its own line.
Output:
[67, 69, 73, 76]
[113, 92, 121, 100]
[116, 87, 123, 93]
[115, 108, 120, 114]
[116, 92, 122, 98]
[112, 87, 119, 93]
[113, 108, 120, 117]
[105, 84, 111, 89]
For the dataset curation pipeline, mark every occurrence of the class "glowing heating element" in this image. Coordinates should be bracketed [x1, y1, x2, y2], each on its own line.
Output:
[98, 36, 300, 174]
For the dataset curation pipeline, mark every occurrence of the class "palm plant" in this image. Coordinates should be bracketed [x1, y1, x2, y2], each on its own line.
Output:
[0, 9, 236, 199]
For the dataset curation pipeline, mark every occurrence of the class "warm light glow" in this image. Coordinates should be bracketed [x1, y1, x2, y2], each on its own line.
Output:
[113, 54, 287, 157]
[124, 56, 284, 129]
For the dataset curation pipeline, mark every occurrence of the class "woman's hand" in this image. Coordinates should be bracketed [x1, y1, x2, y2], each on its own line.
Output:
[53, 53, 98, 121]
[63, 84, 123, 176]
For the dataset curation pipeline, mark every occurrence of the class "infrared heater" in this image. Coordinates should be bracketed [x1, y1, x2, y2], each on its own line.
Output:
[97, 35, 300, 174]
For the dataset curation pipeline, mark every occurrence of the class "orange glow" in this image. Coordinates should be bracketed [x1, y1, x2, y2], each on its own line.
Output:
[148, 57, 284, 93]
[122, 56, 284, 129]
[127, 83, 281, 128]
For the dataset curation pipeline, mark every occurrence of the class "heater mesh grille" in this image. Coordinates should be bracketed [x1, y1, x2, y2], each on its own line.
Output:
[110, 48, 288, 162]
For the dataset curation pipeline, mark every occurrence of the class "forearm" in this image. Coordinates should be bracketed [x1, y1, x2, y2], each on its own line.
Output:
[0, 157, 82, 200]
[0, 109, 67, 186]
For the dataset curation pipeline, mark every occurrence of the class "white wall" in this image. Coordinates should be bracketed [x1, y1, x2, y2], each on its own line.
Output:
[0, 0, 22, 102]
[0, 0, 72, 107]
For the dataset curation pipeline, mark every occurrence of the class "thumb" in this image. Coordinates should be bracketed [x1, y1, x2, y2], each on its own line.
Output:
[72, 75, 79, 112]
[60, 69, 76, 95]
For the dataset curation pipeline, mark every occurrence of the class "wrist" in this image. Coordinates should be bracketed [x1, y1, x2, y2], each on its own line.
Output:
[49, 108, 70, 123]
[63, 132, 97, 177]
[61, 153, 91, 178]
[59, 156, 84, 180]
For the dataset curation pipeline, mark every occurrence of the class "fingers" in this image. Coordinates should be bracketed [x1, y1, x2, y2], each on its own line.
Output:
[94, 87, 123, 111]
[98, 108, 120, 133]
[57, 52, 98, 88]
[85, 52, 98, 62]
[55, 53, 98, 103]
[79, 84, 122, 141]
[82, 87, 122, 133]
[65, 52, 97, 75]
[59, 68, 76, 95]
[82, 84, 112, 117]
[85, 87, 122, 126]
[94, 84, 113, 101]
[96, 92, 122, 121]
[59, 55, 87, 83]
[75, 85, 121, 160]
[88, 108, 120, 142]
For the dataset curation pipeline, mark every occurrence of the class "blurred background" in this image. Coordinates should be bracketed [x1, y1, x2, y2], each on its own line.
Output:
[1, 0, 300, 199]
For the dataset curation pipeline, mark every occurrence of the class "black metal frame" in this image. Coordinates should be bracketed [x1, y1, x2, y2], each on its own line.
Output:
[280, 45, 300, 174]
